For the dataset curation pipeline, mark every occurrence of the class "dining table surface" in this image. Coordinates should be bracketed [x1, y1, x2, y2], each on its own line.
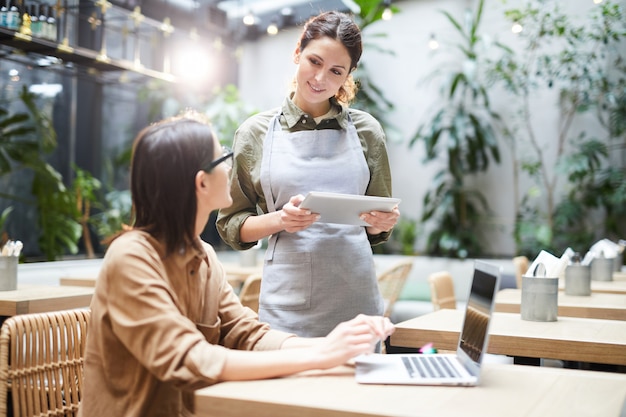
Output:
[59, 261, 261, 290]
[390, 308, 626, 366]
[495, 288, 626, 320]
[0, 284, 94, 316]
[193, 363, 626, 417]
[556, 270, 626, 295]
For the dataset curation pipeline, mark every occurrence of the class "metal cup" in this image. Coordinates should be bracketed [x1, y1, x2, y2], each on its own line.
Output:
[521, 276, 558, 322]
[0, 256, 18, 291]
[564, 264, 591, 296]
[591, 257, 614, 282]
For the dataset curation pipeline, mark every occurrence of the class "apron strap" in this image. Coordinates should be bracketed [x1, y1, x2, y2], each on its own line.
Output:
[260, 113, 282, 261]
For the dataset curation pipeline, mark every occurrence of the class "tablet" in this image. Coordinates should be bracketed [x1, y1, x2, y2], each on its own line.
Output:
[300, 191, 401, 226]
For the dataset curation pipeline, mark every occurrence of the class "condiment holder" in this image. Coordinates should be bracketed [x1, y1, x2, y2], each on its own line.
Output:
[590, 254, 614, 282]
[521, 262, 558, 322]
[564, 253, 591, 296]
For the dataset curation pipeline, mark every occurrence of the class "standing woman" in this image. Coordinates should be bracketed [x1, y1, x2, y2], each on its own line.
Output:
[217, 11, 399, 337]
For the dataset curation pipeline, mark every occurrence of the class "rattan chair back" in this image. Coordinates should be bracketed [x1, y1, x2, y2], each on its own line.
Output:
[377, 259, 414, 318]
[0, 309, 90, 417]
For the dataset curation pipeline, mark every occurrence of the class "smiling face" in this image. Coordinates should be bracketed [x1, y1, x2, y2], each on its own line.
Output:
[292, 36, 352, 117]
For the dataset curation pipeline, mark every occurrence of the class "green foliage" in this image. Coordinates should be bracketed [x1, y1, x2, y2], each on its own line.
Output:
[138, 81, 258, 146]
[0, 86, 82, 260]
[32, 165, 81, 260]
[409, 0, 504, 258]
[374, 217, 418, 255]
[350, 0, 400, 142]
[491, 0, 626, 255]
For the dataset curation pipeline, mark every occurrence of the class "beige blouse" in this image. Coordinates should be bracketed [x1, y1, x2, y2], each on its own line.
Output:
[79, 230, 293, 417]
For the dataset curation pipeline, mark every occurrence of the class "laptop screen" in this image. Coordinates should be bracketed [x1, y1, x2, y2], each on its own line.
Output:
[458, 261, 500, 364]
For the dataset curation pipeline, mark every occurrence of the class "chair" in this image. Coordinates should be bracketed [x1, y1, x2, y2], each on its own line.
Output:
[427, 271, 457, 310]
[377, 259, 414, 318]
[0, 309, 91, 417]
[238, 273, 263, 313]
[513, 256, 529, 289]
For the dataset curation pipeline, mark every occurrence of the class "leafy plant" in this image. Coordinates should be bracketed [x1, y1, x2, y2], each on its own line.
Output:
[0, 206, 13, 245]
[0, 86, 82, 260]
[491, 0, 626, 256]
[409, 0, 505, 258]
[350, 0, 401, 142]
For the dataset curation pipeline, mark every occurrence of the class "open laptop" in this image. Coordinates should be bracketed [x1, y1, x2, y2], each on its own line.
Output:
[355, 260, 501, 386]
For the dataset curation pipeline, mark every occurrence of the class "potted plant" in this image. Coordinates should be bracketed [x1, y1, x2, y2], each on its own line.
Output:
[490, 0, 626, 256]
[409, 0, 506, 258]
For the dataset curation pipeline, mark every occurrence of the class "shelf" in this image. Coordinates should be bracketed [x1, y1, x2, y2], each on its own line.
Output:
[0, 27, 178, 83]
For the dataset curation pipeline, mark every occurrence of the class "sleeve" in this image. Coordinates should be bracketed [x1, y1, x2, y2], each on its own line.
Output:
[103, 237, 291, 390]
[353, 110, 394, 246]
[216, 115, 269, 251]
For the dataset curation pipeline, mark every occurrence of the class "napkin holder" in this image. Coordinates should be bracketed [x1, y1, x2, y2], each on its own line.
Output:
[591, 256, 614, 282]
[0, 256, 18, 291]
[564, 264, 591, 296]
[521, 263, 558, 322]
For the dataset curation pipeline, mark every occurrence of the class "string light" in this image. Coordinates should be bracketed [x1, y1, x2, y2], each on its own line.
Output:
[593, 0, 603, 3]
[382, 0, 393, 21]
[243, 9, 255, 26]
[428, 33, 439, 50]
[511, 22, 523, 34]
[267, 20, 278, 35]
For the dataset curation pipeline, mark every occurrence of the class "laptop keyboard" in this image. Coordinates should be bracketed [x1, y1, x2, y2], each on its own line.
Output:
[401, 355, 462, 379]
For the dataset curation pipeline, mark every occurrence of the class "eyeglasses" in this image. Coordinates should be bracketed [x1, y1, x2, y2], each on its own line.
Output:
[203, 146, 234, 172]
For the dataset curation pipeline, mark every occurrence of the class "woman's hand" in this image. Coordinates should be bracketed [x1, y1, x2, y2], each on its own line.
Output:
[361, 205, 400, 235]
[280, 194, 320, 233]
[311, 315, 395, 369]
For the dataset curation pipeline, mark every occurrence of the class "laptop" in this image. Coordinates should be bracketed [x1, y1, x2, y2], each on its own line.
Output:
[355, 260, 501, 386]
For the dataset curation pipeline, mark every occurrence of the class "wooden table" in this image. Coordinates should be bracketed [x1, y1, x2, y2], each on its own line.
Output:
[0, 284, 93, 316]
[59, 262, 261, 290]
[390, 309, 626, 366]
[194, 363, 626, 417]
[496, 288, 626, 320]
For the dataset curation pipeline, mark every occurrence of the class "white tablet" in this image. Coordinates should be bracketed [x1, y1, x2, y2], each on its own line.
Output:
[300, 191, 401, 226]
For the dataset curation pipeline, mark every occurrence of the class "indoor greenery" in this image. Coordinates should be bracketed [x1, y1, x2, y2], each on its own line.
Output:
[350, 0, 401, 143]
[0, 86, 81, 260]
[490, 0, 626, 257]
[409, 0, 505, 258]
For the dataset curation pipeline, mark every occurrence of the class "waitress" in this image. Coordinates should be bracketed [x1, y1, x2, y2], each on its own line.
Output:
[217, 11, 399, 337]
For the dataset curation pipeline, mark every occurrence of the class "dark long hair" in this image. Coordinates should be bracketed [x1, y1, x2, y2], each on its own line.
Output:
[130, 112, 216, 256]
[296, 11, 362, 104]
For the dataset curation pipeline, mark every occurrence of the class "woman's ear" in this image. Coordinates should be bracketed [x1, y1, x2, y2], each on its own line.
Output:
[195, 170, 208, 193]
[293, 48, 301, 64]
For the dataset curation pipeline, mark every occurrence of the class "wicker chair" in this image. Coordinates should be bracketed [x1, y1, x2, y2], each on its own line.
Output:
[238, 273, 263, 314]
[377, 259, 414, 318]
[427, 271, 457, 310]
[0, 309, 91, 417]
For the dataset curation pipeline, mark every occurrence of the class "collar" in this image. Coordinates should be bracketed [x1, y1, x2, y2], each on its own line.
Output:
[281, 94, 349, 130]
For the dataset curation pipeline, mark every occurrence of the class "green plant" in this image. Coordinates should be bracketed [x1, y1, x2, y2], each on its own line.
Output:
[373, 217, 418, 255]
[72, 164, 103, 258]
[0, 206, 13, 244]
[491, 0, 626, 256]
[138, 82, 258, 146]
[350, 0, 401, 142]
[0, 86, 82, 260]
[409, 0, 505, 258]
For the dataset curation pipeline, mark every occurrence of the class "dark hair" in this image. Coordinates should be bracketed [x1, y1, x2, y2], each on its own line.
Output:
[296, 11, 362, 104]
[130, 112, 216, 256]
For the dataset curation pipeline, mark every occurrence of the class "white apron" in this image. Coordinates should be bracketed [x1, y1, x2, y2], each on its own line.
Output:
[259, 112, 384, 337]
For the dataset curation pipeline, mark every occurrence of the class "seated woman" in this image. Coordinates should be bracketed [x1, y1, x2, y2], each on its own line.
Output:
[78, 111, 394, 417]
